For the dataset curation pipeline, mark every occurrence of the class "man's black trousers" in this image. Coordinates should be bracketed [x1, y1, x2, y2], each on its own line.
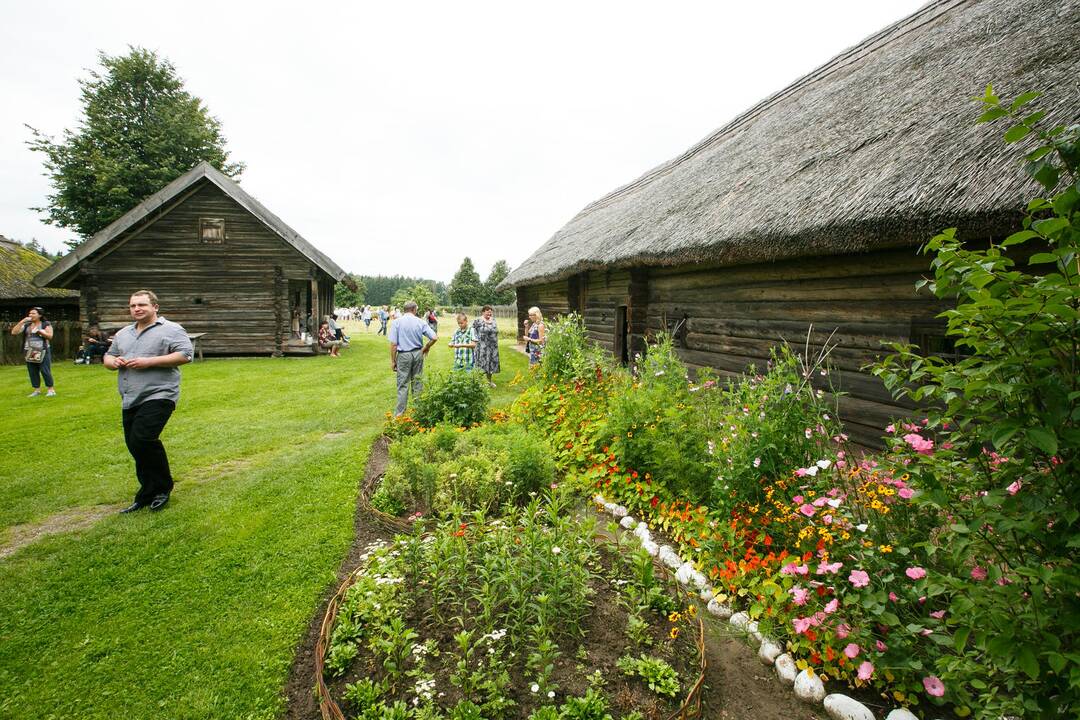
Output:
[122, 399, 176, 504]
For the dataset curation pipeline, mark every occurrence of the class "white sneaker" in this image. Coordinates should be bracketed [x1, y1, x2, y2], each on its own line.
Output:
[28, 390, 41, 397]
[46, 390, 57, 397]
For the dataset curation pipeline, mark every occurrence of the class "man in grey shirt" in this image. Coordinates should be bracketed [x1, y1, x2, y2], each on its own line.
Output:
[105, 290, 193, 513]
[389, 300, 437, 415]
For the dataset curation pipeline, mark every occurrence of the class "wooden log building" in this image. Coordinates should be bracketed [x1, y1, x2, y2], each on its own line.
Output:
[0, 236, 80, 363]
[500, 0, 1080, 446]
[34, 162, 350, 356]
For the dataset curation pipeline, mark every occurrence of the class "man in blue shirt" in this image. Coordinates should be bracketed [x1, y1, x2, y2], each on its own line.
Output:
[388, 300, 438, 415]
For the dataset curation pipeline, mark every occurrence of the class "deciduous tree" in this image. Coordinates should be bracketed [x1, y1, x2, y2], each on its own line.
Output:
[27, 46, 244, 246]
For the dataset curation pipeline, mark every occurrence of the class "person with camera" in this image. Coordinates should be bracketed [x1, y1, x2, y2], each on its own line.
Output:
[105, 290, 193, 514]
[10, 306, 56, 397]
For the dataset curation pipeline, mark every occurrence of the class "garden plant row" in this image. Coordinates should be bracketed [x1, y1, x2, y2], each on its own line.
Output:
[503, 92, 1079, 720]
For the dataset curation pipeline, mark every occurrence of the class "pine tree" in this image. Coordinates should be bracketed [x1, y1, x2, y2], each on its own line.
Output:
[449, 257, 483, 305]
[482, 259, 515, 305]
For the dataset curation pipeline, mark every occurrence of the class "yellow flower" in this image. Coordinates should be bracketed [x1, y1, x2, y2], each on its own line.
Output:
[687, 605, 697, 618]
[669, 627, 680, 639]
[879, 544, 893, 553]
[668, 611, 682, 622]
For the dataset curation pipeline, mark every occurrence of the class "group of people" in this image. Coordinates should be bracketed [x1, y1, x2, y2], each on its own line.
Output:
[9, 293, 549, 514]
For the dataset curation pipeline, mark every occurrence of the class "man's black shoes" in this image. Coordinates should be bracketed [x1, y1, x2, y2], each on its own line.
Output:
[119, 502, 145, 514]
[149, 494, 170, 511]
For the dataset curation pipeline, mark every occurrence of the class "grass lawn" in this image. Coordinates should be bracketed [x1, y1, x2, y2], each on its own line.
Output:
[0, 329, 528, 719]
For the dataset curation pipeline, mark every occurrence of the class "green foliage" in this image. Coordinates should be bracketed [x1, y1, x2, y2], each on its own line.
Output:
[361, 275, 447, 306]
[27, 46, 243, 243]
[604, 335, 713, 502]
[536, 313, 610, 386]
[556, 688, 613, 720]
[391, 283, 441, 314]
[449, 257, 484, 306]
[481, 259, 516, 305]
[616, 654, 680, 699]
[413, 370, 490, 428]
[869, 89, 1080, 718]
[334, 274, 367, 307]
[379, 421, 554, 516]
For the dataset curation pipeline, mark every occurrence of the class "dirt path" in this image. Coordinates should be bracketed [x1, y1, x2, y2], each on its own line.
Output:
[0, 504, 122, 560]
[281, 435, 821, 720]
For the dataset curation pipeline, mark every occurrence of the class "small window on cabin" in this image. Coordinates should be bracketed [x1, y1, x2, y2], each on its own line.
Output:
[200, 217, 225, 244]
[910, 319, 969, 362]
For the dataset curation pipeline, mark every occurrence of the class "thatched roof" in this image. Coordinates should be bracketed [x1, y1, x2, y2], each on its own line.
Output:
[0, 237, 78, 301]
[501, 0, 1080, 290]
[35, 162, 348, 289]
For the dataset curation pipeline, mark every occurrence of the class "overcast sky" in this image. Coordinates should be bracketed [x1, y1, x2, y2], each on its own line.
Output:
[1, 0, 926, 283]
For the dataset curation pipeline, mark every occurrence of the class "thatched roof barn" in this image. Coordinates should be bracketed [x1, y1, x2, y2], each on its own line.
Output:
[35, 162, 349, 356]
[0, 236, 78, 321]
[501, 0, 1080, 445]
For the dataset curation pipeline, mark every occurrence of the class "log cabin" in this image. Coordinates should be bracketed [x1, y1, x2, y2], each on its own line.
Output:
[34, 162, 350, 356]
[500, 0, 1080, 446]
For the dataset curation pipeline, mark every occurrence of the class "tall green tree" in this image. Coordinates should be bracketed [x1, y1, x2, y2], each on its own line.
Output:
[334, 274, 367, 307]
[390, 282, 439, 313]
[449, 257, 483, 305]
[482, 259, 515, 305]
[27, 46, 244, 246]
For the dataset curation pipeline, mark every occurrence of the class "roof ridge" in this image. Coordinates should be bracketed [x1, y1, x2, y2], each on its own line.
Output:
[571, 0, 964, 220]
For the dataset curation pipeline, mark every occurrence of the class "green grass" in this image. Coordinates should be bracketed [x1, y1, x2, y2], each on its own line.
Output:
[0, 330, 528, 719]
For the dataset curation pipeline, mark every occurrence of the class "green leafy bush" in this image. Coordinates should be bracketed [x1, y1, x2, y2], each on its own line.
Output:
[378, 421, 555, 516]
[868, 88, 1080, 718]
[537, 313, 611, 385]
[616, 654, 680, 699]
[413, 369, 490, 428]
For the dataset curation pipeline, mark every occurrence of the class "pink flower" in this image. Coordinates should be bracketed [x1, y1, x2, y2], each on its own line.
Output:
[903, 433, 935, 455]
[792, 495, 804, 504]
[885, 424, 895, 434]
[888, 592, 899, 602]
[799, 504, 816, 517]
[843, 643, 860, 658]
[818, 561, 843, 575]
[905, 567, 927, 580]
[920, 628, 933, 636]
[875, 640, 887, 652]
[823, 514, 833, 525]
[1007, 479, 1022, 495]
[789, 587, 810, 606]
[780, 563, 798, 576]
[923, 676, 945, 697]
[849, 569, 870, 588]
[836, 623, 851, 639]
[898, 488, 914, 499]
[793, 616, 813, 634]
[823, 599, 839, 614]
[970, 566, 988, 581]
[795, 564, 809, 576]
[930, 610, 946, 619]
[857, 661, 874, 680]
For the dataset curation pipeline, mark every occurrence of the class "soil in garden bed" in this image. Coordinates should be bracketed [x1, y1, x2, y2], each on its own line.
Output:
[282, 436, 390, 720]
[324, 544, 702, 719]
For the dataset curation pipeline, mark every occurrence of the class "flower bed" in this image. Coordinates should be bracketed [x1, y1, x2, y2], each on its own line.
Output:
[317, 492, 708, 719]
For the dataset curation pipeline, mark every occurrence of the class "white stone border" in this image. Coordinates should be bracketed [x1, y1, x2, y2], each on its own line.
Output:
[593, 494, 930, 720]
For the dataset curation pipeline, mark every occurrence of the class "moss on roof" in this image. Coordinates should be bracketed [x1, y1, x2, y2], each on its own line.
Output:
[0, 240, 79, 300]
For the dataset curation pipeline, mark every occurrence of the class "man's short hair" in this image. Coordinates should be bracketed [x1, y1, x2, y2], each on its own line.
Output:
[130, 289, 159, 306]
[403, 301, 418, 313]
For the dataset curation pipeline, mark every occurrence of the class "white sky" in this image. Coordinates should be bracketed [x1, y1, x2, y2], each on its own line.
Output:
[1, 0, 926, 282]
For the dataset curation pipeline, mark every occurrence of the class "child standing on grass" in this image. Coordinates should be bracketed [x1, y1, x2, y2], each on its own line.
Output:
[448, 312, 477, 371]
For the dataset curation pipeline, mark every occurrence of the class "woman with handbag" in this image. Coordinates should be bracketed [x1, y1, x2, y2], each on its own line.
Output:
[10, 306, 56, 397]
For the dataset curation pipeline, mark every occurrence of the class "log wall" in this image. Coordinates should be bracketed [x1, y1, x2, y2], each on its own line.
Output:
[513, 248, 951, 446]
[76, 180, 333, 355]
[644, 249, 949, 446]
